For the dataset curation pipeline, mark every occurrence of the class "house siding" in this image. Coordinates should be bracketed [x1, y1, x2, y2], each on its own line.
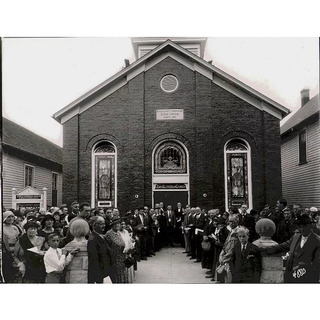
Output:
[2, 153, 63, 209]
[281, 120, 320, 207]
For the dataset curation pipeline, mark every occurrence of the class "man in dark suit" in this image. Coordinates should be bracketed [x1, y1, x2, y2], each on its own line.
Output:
[132, 208, 148, 260]
[266, 215, 320, 283]
[238, 203, 257, 242]
[165, 205, 176, 247]
[275, 208, 295, 243]
[174, 202, 184, 246]
[87, 216, 116, 283]
[231, 226, 261, 283]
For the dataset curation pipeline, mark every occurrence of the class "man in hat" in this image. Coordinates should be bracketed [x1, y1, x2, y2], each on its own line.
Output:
[266, 214, 320, 283]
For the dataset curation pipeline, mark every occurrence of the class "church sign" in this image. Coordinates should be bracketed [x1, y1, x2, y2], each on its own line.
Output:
[12, 186, 47, 211]
[156, 109, 184, 120]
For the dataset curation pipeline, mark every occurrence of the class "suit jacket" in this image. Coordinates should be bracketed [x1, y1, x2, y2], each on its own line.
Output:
[165, 210, 176, 228]
[174, 208, 183, 224]
[132, 215, 147, 234]
[195, 213, 206, 231]
[267, 231, 320, 283]
[231, 242, 261, 283]
[87, 231, 116, 283]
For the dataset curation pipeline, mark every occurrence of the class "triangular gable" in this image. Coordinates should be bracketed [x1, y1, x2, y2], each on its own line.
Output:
[53, 40, 290, 124]
[16, 186, 42, 196]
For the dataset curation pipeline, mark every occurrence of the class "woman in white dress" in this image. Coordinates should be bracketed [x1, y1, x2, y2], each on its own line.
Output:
[119, 220, 135, 283]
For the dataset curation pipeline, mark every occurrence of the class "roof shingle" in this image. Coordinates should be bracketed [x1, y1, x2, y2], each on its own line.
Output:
[2, 117, 62, 165]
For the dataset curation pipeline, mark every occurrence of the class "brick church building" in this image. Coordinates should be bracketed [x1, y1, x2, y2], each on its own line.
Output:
[53, 38, 290, 213]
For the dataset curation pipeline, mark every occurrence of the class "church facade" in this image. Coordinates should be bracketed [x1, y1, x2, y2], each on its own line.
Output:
[53, 38, 289, 213]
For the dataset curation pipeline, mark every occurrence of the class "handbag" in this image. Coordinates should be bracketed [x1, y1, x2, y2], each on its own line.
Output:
[216, 263, 225, 274]
[201, 240, 211, 251]
[124, 256, 134, 268]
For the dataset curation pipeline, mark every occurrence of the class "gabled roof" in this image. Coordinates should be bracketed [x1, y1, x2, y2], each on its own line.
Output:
[53, 39, 290, 124]
[280, 94, 319, 135]
[2, 117, 62, 165]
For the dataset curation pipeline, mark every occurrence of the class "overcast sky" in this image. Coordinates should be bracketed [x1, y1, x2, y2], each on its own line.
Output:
[2, 37, 319, 147]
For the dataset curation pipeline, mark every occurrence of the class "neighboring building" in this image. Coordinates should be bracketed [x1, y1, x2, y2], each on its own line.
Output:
[53, 38, 289, 213]
[2, 117, 63, 210]
[281, 90, 320, 208]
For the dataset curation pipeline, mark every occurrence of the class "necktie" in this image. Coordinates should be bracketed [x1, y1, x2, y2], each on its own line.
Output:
[56, 249, 61, 260]
[300, 237, 307, 248]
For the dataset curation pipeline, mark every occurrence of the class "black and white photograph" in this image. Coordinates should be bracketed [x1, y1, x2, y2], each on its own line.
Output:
[0, 2, 319, 319]
[1, 36, 319, 286]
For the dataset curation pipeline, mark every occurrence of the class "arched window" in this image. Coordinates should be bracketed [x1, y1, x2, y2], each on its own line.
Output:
[154, 141, 187, 174]
[92, 141, 117, 208]
[224, 139, 252, 210]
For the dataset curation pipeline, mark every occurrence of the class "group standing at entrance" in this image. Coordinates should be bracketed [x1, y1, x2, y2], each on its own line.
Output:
[2, 198, 320, 283]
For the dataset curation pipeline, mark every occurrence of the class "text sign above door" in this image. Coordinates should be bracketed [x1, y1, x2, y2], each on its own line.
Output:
[156, 109, 184, 120]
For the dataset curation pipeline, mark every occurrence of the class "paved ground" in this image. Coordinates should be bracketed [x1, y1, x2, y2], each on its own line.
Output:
[134, 246, 213, 284]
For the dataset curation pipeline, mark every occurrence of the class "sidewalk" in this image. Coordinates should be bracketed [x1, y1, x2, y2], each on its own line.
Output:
[134, 246, 214, 284]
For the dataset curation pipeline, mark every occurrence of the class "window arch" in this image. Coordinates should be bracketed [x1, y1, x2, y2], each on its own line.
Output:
[154, 141, 187, 174]
[92, 141, 117, 208]
[224, 138, 252, 210]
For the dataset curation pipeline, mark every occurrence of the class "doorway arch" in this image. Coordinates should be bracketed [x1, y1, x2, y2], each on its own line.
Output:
[152, 140, 189, 209]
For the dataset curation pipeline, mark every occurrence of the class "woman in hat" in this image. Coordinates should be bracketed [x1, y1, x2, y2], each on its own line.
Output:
[2, 211, 23, 282]
[105, 217, 128, 283]
[13, 221, 47, 283]
[38, 215, 56, 240]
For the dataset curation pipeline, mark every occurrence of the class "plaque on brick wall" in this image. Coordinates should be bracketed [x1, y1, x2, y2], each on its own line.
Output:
[156, 109, 184, 120]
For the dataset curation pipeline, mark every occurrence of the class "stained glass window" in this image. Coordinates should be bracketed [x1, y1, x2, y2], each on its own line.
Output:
[154, 141, 187, 174]
[94, 142, 116, 206]
[226, 139, 250, 208]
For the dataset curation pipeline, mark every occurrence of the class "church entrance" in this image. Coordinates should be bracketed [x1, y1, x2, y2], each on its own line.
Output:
[152, 140, 189, 209]
[154, 190, 188, 210]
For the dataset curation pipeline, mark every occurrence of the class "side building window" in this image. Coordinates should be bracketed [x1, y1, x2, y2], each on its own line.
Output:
[92, 141, 117, 208]
[299, 129, 307, 164]
[24, 164, 34, 187]
[224, 139, 252, 210]
[52, 172, 58, 206]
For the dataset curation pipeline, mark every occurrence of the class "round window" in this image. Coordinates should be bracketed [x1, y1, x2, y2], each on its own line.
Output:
[160, 75, 179, 93]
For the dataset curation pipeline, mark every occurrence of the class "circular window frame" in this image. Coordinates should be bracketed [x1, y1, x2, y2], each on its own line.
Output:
[160, 74, 179, 93]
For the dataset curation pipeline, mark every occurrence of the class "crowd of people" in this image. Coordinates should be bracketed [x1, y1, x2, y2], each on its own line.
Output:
[1, 199, 320, 283]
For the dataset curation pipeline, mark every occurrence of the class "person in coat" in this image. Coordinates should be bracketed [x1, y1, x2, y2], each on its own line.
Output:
[231, 226, 262, 283]
[87, 216, 116, 283]
[266, 214, 320, 283]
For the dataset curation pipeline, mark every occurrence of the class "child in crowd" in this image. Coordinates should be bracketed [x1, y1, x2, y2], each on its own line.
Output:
[44, 233, 79, 283]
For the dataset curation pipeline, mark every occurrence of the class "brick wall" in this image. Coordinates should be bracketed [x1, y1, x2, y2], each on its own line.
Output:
[62, 56, 282, 213]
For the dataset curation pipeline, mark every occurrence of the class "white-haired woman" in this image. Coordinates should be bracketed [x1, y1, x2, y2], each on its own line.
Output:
[63, 219, 89, 283]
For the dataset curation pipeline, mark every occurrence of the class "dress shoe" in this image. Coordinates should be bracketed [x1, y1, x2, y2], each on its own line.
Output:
[141, 257, 147, 260]
[211, 279, 219, 282]
[186, 253, 191, 257]
[205, 275, 213, 278]
[189, 257, 195, 260]
[205, 270, 212, 275]
[182, 251, 188, 253]
[194, 260, 201, 263]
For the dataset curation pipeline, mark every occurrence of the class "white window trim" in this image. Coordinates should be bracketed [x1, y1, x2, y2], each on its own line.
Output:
[152, 140, 190, 207]
[52, 171, 59, 191]
[298, 127, 308, 164]
[24, 164, 35, 188]
[91, 142, 117, 209]
[224, 139, 252, 212]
